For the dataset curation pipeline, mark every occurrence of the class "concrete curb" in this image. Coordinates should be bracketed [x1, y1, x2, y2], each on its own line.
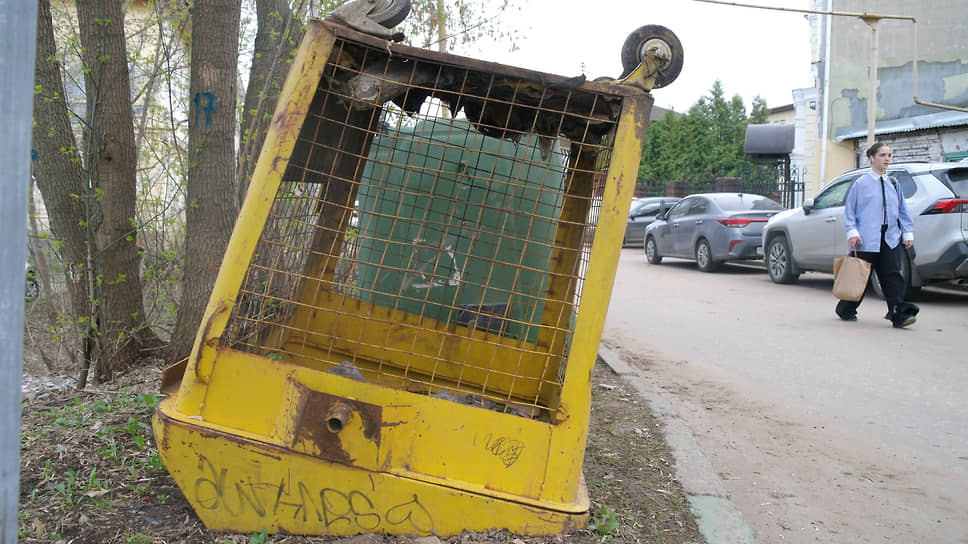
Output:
[597, 346, 759, 544]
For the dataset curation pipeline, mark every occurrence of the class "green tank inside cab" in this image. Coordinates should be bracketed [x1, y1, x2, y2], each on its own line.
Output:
[356, 118, 567, 343]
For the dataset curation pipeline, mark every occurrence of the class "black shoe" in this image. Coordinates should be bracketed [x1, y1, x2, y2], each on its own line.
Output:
[893, 314, 916, 328]
[897, 302, 920, 317]
[837, 311, 857, 321]
[889, 302, 920, 328]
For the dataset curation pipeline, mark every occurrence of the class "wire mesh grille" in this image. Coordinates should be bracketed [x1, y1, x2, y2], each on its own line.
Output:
[220, 30, 620, 417]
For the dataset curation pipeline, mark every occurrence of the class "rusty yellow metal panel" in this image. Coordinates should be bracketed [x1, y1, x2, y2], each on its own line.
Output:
[181, 348, 557, 502]
[540, 94, 654, 503]
[154, 15, 673, 537]
[153, 402, 587, 536]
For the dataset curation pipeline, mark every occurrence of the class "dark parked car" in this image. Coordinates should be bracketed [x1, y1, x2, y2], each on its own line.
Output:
[762, 162, 968, 296]
[623, 197, 681, 247]
[645, 193, 783, 272]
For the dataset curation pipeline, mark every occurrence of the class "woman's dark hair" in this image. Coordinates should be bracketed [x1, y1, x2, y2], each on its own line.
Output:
[866, 142, 888, 159]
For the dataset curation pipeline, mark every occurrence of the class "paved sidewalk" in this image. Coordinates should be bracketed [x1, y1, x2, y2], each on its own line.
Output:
[598, 346, 759, 544]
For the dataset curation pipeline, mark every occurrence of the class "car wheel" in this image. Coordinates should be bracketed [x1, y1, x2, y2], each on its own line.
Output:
[766, 235, 800, 284]
[25, 277, 39, 302]
[871, 252, 922, 300]
[695, 238, 720, 272]
[645, 236, 662, 264]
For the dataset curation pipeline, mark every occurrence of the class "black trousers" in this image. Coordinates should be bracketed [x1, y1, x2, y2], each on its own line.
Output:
[835, 234, 906, 317]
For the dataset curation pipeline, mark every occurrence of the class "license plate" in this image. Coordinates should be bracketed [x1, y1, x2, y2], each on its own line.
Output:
[755, 246, 763, 255]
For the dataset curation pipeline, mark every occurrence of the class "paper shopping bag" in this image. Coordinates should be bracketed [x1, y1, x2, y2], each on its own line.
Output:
[832, 253, 871, 301]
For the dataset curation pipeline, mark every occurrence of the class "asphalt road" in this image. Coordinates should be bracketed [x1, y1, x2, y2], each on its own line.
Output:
[601, 249, 968, 543]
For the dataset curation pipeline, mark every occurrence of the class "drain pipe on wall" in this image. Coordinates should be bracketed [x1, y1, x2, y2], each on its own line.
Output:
[819, 0, 832, 188]
[862, 15, 880, 150]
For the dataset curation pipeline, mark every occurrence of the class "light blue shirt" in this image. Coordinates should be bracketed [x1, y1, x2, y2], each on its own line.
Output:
[843, 171, 914, 252]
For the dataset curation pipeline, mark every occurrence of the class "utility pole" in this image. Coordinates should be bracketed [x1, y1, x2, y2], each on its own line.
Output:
[0, 2, 38, 542]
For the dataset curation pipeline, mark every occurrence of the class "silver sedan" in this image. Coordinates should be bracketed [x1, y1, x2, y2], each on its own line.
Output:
[645, 193, 783, 272]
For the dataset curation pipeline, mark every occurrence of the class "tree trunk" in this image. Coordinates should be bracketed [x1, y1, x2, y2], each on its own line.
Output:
[237, 0, 298, 202]
[166, 0, 242, 362]
[76, 0, 161, 381]
[31, 0, 97, 385]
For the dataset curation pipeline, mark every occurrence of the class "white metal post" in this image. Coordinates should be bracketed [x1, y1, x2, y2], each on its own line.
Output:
[0, 1, 38, 542]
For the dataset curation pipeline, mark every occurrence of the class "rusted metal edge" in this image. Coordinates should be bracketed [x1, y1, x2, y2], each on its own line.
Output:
[316, 18, 645, 99]
[159, 357, 189, 394]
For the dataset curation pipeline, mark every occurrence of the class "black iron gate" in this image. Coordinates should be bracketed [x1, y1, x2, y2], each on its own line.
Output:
[635, 162, 806, 209]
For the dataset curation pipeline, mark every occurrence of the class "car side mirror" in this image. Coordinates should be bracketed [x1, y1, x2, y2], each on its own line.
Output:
[802, 198, 815, 215]
[656, 212, 666, 221]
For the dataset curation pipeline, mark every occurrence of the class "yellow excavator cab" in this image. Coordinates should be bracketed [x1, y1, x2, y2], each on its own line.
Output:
[153, 14, 679, 537]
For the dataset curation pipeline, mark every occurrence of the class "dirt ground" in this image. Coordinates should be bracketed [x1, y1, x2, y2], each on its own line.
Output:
[18, 313, 706, 543]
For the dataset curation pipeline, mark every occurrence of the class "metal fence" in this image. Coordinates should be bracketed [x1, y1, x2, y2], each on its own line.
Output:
[216, 26, 628, 417]
[636, 163, 807, 209]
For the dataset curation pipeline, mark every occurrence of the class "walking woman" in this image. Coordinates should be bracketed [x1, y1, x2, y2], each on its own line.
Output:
[835, 142, 918, 328]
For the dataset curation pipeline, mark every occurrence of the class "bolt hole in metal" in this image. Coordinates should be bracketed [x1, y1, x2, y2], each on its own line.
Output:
[327, 403, 354, 433]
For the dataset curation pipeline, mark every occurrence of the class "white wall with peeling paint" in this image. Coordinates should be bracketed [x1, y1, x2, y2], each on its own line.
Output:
[813, 0, 968, 180]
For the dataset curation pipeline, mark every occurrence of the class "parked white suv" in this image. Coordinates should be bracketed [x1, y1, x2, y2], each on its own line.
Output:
[762, 162, 968, 296]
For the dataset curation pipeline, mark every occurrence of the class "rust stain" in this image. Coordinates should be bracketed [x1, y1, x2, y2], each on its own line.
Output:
[291, 384, 383, 466]
[519, 504, 589, 531]
[154, 412, 172, 450]
[195, 302, 226, 352]
[553, 402, 570, 425]
[272, 103, 290, 130]
[612, 171, 627, 209]
[159, 358, 188, 394]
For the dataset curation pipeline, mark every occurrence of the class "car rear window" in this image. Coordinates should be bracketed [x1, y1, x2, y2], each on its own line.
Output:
[888, 170, 917, 198]
[933, 166, 968, 197]
[711, 194, 784, 211]
[636, 202, 662, 215]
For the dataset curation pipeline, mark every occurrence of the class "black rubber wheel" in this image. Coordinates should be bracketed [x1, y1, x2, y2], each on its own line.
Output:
[369, 0, 411, 28]
[871, 252, 921, 300]
[645, 236, 662, 264]
[695, 238, 720, 272]
[766, 235, 800, 284]
[619, 24, 683, 88]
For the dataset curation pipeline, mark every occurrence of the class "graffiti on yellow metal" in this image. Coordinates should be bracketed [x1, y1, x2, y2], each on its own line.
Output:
[191, 455, 434, 533]
[474, 432, 525, 468]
